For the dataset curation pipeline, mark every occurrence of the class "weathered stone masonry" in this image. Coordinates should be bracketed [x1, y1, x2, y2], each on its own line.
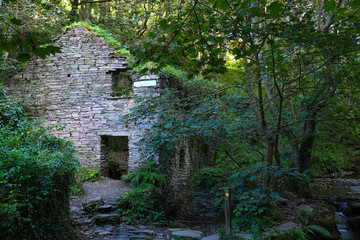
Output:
[4, 26, 215, 206]
[4, 26, 157, 172]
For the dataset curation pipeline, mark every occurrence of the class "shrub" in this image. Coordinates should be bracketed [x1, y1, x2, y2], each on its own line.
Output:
[197, 163, 307, 232]
[82, 168, 101, 182]
[263, 228, 308, 240]
[117, 161, 166, 225]
[122, 160, 166, 188]
[116, 187, 166, 226]
[0, 88, 78, 239]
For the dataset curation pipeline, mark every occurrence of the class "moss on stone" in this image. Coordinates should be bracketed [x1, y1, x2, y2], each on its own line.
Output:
[311, 202, 341, 240]
[64, 22, 132, 60]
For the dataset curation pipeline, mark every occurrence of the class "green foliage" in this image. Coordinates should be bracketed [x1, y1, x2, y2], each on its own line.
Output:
[263, 228, 308, 240]
[298, 211, 331, 239]
[131, 61, 157, 74]
[123, 66, 246, 166]
[0, 56, 17, 81]
[70, 184, 84, 196]
[69, 168, 100, 195]
[159, 65, 222, 93]
[191, 158, 237, 189]
[1, 0, 66, 62]
[116, 187, 166, 226]
[305, 225, 331, 238]
[0, 88, 23, 129]
[107, 151, 125, 179]
[218, 56, 246, 88]
[122, 161, 166, 188]
[111, 71, 133, 97]
[205, 163, 307, 232]
[310, 120, 358, 174]
[119, 0, 360, 233]
[117, 161, 166, 225]
[65, 22, 133, 61]
[82, 168, 101, 182]
[0, 87, 78, 239]
[34, 44, 62, 59]
[129, 0, 360, 173]
[192, 166, 230, 189]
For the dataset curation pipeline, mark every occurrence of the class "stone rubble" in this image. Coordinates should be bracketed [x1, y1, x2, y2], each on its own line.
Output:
[170, 229, 203, 239]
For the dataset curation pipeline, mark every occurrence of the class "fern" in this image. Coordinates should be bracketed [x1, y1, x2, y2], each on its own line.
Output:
[116, 161, 166, 225]
[298, 210, 331, 239]
[306, 225, 331, 238]
[124, 161, 166, 188]
[286, 228, 308, 240]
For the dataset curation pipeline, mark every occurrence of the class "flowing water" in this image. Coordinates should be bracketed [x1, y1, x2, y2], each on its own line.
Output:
[315, 176, 360, 240]
[334, 203, 360, 240]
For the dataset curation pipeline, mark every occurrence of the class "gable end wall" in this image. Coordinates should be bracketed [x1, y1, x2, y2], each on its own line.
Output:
[4, 26, 157, 171]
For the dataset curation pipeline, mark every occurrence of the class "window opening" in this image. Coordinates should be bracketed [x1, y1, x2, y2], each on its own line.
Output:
[100, 136, 129, 179]
[111, 70, 133, 97]
[179, 149, 185, 170]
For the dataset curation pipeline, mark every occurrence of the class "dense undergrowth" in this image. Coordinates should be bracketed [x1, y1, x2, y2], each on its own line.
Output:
[121, 64, 358, 238]
[1, 9, 358, 238]
[116, 161, 166, 226]
[0, 87, 78, 239]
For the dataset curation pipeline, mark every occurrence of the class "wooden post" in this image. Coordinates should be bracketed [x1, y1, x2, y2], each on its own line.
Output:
[225, 188, 232, 236]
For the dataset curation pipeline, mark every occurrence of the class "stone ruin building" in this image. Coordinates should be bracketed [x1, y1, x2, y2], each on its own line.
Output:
[3, 26, 214, 206]
[3, 26, 158, 178]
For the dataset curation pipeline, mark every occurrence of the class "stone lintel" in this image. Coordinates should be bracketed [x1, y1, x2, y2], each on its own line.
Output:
[97, 131, 132, 137]
[139, 75, 159, 80]
[106, 96, 132, 100]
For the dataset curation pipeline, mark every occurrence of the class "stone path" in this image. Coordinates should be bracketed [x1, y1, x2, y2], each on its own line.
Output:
[73, 205, 222, 240]
[70, 178, 131, 209]
[70, 178, 223, 240]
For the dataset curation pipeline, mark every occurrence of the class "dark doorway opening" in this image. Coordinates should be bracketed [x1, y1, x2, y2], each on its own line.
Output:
[100, 136, 129, 179]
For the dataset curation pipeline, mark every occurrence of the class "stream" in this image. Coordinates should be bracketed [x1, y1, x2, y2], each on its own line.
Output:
[314, 176, 360, 240]
[335, 202, 360, 240]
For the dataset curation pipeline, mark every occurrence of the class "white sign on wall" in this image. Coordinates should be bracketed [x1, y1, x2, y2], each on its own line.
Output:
[133, 80, 157, 87]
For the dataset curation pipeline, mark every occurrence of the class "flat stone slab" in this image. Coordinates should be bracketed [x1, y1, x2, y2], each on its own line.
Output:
[263, 222, 301, 238]
[98, 204, 113, 213]
[70, 206, 80, 213]
[95, 213, 122, 223]
[297, 204, 314, 212]
[82, 196, 104, 210]
[275, 222, 298, 231]
[202, 233, 221, 240]
[168, 228, 184, 232]
[172, 229, 203, 239]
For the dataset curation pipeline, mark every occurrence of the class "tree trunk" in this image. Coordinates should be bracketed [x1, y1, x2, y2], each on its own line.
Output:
[284, 129, 300, 168]
[243, 56, 274, 164]
[299, 119, 316, 172]
[69, 0, 79, 22]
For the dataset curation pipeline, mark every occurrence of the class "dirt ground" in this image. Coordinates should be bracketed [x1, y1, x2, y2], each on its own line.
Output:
[70, 177, 131, 209]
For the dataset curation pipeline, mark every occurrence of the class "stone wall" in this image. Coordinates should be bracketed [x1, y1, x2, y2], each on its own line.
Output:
[164, 138, 214, 207]
[3, 26, 214, 207]
[3, 26, 158, 172]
